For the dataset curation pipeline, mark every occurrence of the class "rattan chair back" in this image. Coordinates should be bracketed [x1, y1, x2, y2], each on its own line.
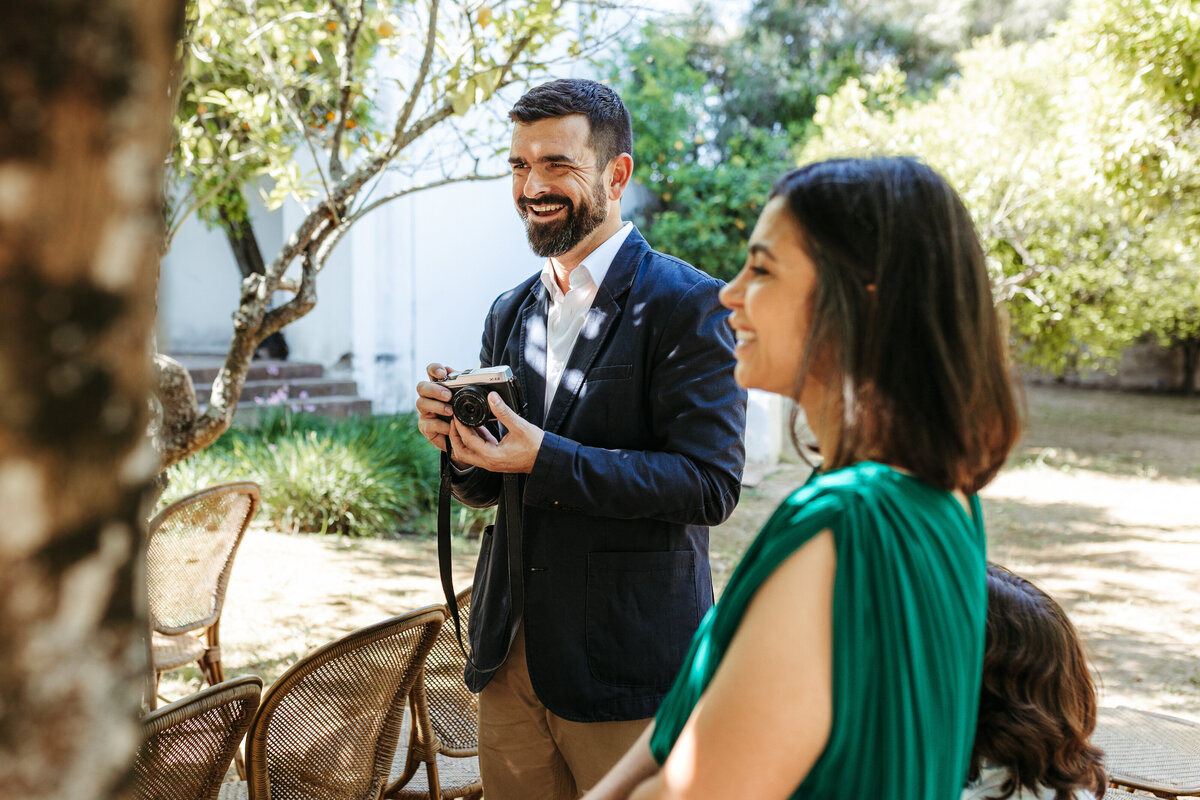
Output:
[132, 675, 262, 800]
[243, 606, 445, 800]
[147, 482, 260, 636]
[423, 588, 478, 756]
[386, 588, 482, 800]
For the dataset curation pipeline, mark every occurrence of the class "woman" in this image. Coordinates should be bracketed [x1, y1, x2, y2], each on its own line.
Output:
[963, 565, 1106, 800]
[583, 156, 1020, 800]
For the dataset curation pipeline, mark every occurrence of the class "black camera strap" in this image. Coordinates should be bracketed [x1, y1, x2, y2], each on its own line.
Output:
[438, 446, 524, 674]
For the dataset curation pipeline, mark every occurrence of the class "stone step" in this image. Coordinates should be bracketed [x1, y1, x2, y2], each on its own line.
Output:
[232, 394, 373, 422]
[170, 353, 373, 420]
[195, 378, 360, 405]
[171, 354, 324, 385]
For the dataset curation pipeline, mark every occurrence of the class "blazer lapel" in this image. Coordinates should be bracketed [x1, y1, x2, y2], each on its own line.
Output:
[518, 281, 549, 426]
[542, 228, 647, 433]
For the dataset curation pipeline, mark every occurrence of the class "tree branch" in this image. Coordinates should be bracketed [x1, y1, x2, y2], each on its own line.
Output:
[345, 171, 505, 227]
[240, 0, 339, 222]
[391, 0, 442, 146]
[328, 0, 367, 182]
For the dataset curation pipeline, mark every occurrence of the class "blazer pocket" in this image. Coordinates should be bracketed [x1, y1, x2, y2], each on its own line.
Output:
[586, 363, 633, 382]
[585, 550, 698, 688]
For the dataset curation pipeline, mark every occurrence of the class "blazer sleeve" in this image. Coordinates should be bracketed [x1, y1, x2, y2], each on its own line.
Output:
[523, 278, 746, 526]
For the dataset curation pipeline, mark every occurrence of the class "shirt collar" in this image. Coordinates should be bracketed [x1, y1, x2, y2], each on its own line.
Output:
[539, 221, 633, 301]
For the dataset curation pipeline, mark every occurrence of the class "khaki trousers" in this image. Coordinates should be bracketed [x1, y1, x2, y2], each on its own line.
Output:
[478, 625, 651, 800]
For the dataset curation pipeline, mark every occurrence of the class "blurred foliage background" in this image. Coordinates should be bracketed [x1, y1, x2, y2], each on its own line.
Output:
[607, 0, 1199, 391]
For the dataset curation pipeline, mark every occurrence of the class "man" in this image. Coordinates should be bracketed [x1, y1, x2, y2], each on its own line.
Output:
[415, 78, 746, 799]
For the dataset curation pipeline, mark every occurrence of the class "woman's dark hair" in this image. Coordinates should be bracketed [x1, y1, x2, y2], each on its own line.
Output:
[771, 156, 1020, 494]
[971, 564, 1107, 800]
[508, 78, 633, 167]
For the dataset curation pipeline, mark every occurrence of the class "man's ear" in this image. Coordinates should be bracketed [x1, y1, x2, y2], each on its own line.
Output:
[607, 153, 634, 200]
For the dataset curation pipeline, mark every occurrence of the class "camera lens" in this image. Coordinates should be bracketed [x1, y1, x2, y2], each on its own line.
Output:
[452, 387, 490, 427]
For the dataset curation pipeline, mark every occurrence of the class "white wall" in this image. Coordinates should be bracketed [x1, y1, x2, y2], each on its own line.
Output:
[158, 189, 283, 354]
[345, 177, 541, 413]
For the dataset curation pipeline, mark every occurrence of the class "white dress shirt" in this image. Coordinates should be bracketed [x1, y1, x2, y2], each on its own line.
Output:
[538, 221, 634, 414]
[961, 763, 1098, 800]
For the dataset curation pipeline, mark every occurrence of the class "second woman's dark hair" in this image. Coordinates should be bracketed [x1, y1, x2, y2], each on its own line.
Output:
[972, 564, 1107, 800]
[772, 156, 1019, 494]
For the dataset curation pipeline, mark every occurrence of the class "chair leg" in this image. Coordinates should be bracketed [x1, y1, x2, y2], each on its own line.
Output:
[233, 742, 247, 780]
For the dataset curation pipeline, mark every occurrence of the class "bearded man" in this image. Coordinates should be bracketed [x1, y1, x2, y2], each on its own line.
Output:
[415, 78, 747, 800]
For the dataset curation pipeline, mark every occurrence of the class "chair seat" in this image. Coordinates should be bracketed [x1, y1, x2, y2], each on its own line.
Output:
[217, 780, 247, 800]
[387, 750, 481, 799]
[1104, 790, 1153, 799]
[1094, 706, 1200, 795]
[152, 631, 208, 671]
[387, 706, 481, 799]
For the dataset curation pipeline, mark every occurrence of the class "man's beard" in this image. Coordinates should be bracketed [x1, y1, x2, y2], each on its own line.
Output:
[518, 177, 609, 258]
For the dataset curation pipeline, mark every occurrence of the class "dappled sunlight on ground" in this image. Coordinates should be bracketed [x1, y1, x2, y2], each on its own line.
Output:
[982, 464, 1200, 715]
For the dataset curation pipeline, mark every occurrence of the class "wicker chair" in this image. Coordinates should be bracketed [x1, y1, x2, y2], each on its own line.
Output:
[131, 675, 262, 800]
[148, 481, 260, 704]
[217, 606, 446, 800]
[386, 588, 482, 800]
[1093, 706, 1200, 798]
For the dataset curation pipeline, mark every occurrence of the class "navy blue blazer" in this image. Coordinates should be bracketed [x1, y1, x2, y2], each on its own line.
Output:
[452, 226, 747, 722]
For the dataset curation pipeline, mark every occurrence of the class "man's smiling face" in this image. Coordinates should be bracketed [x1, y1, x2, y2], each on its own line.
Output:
[509, 114, 611, 259]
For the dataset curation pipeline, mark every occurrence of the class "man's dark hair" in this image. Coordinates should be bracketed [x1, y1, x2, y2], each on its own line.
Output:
[509, 78, 632, 167]
[771, 156, 1021, 495]
[971, 564, 1107, 800]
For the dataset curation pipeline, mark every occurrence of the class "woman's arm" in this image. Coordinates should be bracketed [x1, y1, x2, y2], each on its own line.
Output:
[581, 723, 660, 800]
[627, 530, 837, 800]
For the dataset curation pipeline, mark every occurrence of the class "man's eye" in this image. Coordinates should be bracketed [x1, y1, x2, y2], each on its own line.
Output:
[749, 264, 769, 276]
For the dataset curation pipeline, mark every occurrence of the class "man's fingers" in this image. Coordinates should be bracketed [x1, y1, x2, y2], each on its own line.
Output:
[426, 362, 455, 380]
[417, 380, 452, 403]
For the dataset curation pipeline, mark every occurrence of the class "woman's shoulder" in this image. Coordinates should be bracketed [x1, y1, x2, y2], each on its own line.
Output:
[772, 462, 915, 524]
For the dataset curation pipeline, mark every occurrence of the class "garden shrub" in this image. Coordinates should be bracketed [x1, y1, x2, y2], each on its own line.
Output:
[159, 410, 483, 537]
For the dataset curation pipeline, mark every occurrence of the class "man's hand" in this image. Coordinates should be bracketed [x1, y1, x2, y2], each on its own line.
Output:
[415, 362, 456, 454]
[448, 391, 544, 474]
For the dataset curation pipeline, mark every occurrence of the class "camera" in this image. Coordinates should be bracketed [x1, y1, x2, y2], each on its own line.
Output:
[436, 366, 526, 427]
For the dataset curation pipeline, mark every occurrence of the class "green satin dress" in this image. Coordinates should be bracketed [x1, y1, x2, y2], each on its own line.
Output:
[649, 461, 986, 800]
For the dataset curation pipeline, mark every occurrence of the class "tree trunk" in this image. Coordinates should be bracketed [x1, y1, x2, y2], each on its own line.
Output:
[217, 197, 288, 360]
[1181, 334, 1199, 397]
[0, 1, 183, 798]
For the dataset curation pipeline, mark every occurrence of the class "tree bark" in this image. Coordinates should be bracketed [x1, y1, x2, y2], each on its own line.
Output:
[217, 194, 288, 359]
[1180, 334, 1199, 397]
[0, 1, 183, 798]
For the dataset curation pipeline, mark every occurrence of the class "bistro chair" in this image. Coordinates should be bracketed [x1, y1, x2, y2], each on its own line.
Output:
[386, 588, 482, 800]
[148, 481, 260, 705]
[218, 606, 445, 800]
[131, 675, 262, 800]
[1094, 706, 1200, 798]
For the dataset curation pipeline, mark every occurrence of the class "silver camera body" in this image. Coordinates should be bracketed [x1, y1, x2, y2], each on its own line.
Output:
[436, 366, 525, 427]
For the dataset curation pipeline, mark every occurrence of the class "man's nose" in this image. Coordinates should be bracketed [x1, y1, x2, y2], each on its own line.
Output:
[522, 166, 549, 197]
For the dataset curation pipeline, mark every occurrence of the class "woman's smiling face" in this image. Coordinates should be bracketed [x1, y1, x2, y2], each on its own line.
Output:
[719, 195, 823, 405]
